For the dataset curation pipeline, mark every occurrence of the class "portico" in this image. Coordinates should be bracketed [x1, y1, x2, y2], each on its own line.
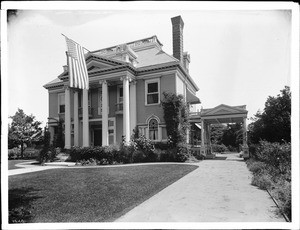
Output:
[63, 73, 137, 149]
[200, 104, 249, 159]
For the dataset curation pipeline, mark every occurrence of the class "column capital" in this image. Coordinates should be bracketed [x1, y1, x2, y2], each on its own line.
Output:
[120, 75, 132, 82]
[130, 80, 137, 85]
[99, 80, 107, 85]
[63, 85, 70, 90]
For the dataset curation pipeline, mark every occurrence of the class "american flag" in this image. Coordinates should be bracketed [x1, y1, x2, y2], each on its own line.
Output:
[65, 36, 89, 89]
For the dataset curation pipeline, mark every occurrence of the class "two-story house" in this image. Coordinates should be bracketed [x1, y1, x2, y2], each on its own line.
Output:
[44, 16, 201, 149]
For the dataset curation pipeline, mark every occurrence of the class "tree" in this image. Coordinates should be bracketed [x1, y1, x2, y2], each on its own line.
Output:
[161, 92, 189, 147]
[248, 86, 291, 143]
[210, 124, 226, 145]
[8, 108, 42, 158]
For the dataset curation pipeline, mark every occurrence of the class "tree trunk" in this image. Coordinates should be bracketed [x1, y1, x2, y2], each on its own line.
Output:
[21, 142, 24, 159]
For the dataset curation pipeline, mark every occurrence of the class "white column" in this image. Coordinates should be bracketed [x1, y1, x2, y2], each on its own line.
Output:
[129, 81, 137, 135]
[122, 75, 131, 143]
[243, 117, 248, 147]
[64, 86, 71, 149]
[82, 89, 89, 147]
[101, 80, 109, 146]
[73, 90, 79, 146]
[201, 120, 205, 147]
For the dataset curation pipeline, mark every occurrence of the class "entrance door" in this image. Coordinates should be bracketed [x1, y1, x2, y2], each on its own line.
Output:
[94, 129, 102, 146]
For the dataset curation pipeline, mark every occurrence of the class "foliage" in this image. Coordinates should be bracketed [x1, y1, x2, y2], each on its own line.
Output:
[210, 123, 243, 150]
[38, 127, 56, 163]
[222, 123, 243, 148]
[211, 144, 228, 153]
[8, 108, 43, 158]
[248, 86, 291, 144]
[252, 141, 291, 176]
[210, 124, 226, 144]
[246, 140, 291, 220]
[8, 148, 21, 159]
[131, 135, 156, 162]
[161, 92, 189, 147]
[52, 119, 64, 148]
[69, 145, 126, 164]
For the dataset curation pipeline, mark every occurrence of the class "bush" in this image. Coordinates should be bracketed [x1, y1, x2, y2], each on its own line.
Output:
[38, 146, 56, 163]
[131, 135, 157, 163]
[212, 144, 228, 153]
[227, 145, 238, 152]
[8, 148, 21, 159]
[246, 141, 291, 221]
[251, 173, 273, 190]
[247, 159, 268, 175]
[255, 141, 291, 168]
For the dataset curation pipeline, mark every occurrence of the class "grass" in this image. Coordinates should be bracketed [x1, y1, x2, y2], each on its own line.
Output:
[8, 160, 35, 170]
[9, 164, 198, 223]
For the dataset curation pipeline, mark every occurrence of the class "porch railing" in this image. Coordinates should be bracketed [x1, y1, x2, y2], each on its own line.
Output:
[115, 102, 123, 114]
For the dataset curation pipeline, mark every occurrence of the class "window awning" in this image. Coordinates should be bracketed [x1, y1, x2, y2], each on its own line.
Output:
[186, 90, 201, 104]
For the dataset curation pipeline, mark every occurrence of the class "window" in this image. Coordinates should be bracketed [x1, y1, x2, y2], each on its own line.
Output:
[117, 86, 123, 103]
[145, 79, 160, 105]
[148, 118, 158, 141]
[58, 93, 65, 113]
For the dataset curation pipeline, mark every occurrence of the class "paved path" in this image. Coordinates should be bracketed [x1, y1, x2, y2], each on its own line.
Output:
[116, 153, 285, 222]
[8, 161, 68, 176]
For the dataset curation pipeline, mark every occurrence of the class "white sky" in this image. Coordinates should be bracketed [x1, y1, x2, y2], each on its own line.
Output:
[4, 5, 293, 126]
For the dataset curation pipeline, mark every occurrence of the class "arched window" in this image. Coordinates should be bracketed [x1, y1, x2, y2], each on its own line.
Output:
[148, 118, 158, 141]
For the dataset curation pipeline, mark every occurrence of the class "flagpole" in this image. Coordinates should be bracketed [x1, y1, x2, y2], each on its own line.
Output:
[61, 33, 91, 53]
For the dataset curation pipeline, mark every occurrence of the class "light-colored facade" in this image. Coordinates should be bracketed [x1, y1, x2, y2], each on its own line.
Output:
[44, 16, 201, 148]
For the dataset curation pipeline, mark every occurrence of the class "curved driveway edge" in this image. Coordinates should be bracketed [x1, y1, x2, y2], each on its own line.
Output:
[116, 154, 285, 222]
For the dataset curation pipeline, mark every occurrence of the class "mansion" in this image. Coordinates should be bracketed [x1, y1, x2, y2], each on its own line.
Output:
[44, 16, 200, 148]
[43, 15, 250, 159]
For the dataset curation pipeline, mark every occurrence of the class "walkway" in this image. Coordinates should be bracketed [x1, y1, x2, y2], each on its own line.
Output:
[8, 161, 72, 176]
[116, 153, 285, 222]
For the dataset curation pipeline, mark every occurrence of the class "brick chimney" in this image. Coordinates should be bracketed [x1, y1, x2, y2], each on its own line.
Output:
[171, 15, 184, 63]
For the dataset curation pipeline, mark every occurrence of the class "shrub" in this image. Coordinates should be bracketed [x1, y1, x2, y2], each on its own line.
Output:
[8, 148, 21, 159]
[227, 145, 237, 152]
[212, 144, 228, 153]
[131, 135, 157, 163]
[38, 146, 56, 163]
[255, 141, 291, 169]
[251, 173, 273, 190]
[132, 150, 146, 163]
[247, 160, 268, 175]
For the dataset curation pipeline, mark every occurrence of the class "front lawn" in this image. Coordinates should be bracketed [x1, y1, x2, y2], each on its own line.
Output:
[9, 164, 197, 223]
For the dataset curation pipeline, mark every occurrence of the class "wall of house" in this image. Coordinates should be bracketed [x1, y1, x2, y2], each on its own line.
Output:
[176, 75, 186, 97]
[136, 73, 176, 126]
[49, 90, 62, 118]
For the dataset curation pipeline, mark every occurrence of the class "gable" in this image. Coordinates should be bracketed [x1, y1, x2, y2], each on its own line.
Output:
[202, 104, 247, 116]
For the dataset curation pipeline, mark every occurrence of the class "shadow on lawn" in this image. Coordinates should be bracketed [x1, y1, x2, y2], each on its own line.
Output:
[9, 187, 42, 223]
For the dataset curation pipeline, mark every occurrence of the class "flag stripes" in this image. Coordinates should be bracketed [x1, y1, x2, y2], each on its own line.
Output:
[65, 37, 89, 89]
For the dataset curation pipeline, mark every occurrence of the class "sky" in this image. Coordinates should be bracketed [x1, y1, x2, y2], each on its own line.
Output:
[4, 3, 293, 127]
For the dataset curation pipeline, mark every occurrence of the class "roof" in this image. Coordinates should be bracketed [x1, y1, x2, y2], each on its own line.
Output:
[44, 35, 199, 91]
[134, 47, 178, 68]
[43, 77, 63, 88]
[186, 89, 201, 104]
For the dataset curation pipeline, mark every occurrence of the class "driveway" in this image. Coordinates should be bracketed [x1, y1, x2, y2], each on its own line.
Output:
[116, 153, 285, 222]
